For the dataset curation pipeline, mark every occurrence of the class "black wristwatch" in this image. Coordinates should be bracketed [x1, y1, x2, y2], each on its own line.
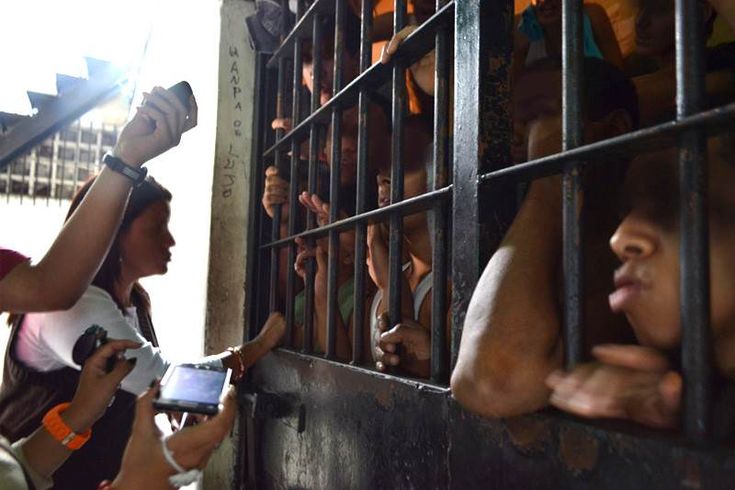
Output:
[102, 153, 147, 186]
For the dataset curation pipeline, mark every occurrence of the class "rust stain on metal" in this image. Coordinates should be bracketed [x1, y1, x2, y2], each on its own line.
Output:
[505, 416, 550, 453]
[558, 426, 599, 473]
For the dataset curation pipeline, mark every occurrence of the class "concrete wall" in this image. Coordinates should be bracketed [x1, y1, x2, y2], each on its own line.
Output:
[203, 0, 256, 487]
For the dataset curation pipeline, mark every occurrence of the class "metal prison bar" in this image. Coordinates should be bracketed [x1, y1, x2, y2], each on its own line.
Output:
[268, 0, 290, 316]
[304, 10, 323, 355]
[262, 0, 454, 379]
[676, 0, 710, 443]
[388, 0, 407, 371]
[472, 0, 715, 442]
[561, 0, 584, 369]
[284, 0, 305, 348]
[351, 0, 373, 366]
[256, 0, 722, 440]
[326, 0, 346, 359]
[431, 0, 450, 383]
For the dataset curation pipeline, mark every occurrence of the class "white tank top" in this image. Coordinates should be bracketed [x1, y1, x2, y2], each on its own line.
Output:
[369, 270, 433, 362]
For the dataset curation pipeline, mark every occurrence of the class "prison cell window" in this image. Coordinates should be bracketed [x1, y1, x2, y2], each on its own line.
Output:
[250, 0, 731, 445]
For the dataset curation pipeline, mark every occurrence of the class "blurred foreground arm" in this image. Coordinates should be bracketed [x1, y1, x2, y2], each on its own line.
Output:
[0, 87, 196, 313]
[110, 383, 237, 490]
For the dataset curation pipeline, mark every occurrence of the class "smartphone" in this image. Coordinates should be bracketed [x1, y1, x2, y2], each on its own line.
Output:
[145, 81, 193, 112]
[153, 363, 231, 415]
[167, 81, 193, 111]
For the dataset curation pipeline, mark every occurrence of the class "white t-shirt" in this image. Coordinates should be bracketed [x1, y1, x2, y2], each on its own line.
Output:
[15, 286, 222, 396]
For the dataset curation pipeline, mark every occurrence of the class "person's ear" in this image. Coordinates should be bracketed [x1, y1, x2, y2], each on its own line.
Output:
[600, 108, 634, 139]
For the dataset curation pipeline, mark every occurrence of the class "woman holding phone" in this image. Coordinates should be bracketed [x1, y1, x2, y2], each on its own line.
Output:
[0, 86, 282, 489]
[0, 168, 285, 488]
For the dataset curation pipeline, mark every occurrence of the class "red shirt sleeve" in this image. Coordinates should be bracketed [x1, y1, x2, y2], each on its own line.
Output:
[0, 248, 29, 280]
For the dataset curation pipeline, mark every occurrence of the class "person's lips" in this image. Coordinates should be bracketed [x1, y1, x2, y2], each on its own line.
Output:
[609, 271, 643, 313]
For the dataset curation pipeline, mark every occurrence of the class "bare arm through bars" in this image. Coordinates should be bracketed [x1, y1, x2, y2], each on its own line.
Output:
[451, 178, 564, 417]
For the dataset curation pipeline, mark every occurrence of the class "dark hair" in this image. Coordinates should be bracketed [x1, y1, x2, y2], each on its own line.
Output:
[302, 8, 361, 64]
[515, 57, 640, 129]
[68, 176, 172, 314]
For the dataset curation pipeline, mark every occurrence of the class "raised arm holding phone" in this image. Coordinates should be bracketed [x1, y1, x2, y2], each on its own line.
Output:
[0, 85, 241, 489]
[0, 85, 196, 313]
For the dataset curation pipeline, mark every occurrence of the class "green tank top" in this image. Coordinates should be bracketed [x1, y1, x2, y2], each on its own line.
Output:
[293, 277, 355, 325]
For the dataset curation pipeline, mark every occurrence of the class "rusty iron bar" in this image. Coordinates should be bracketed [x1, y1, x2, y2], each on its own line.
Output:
[247, 52, 277, 344]
[262, 186, 452, 249]
[325, 0, 346, 359]
[269, 61, 289, 313]
[351, 0, 374, 366]
[431, 0, 450, 383]
[285, 0, 306, 348]
[269, 0, 295, 315]
[303, 13, 325, 355]
[479, 103, 735, 185]
[676, 0, 711, 443]
[451, 0, 515, 368]
[561, 0, 585, 369]
[387, 0, 408, 368]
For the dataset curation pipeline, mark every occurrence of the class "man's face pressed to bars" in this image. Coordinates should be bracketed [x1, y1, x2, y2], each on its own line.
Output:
[609, 137, 735, 375]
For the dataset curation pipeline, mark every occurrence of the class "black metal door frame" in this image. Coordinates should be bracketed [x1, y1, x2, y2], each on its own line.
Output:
[238, 0, 735, 487]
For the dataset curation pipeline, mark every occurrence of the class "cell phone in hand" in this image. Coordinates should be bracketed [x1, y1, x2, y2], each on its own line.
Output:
[167, 81, 193, 111]
[145, 81, 193, 112]
[153, 364, 232, 416]
[72, 324, 116, 373]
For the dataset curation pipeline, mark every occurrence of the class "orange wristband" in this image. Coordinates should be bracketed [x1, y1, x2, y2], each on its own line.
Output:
[42, 402, 92, 450]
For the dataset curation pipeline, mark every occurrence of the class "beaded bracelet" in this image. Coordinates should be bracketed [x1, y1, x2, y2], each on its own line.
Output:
[226, 346, 246, 381]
